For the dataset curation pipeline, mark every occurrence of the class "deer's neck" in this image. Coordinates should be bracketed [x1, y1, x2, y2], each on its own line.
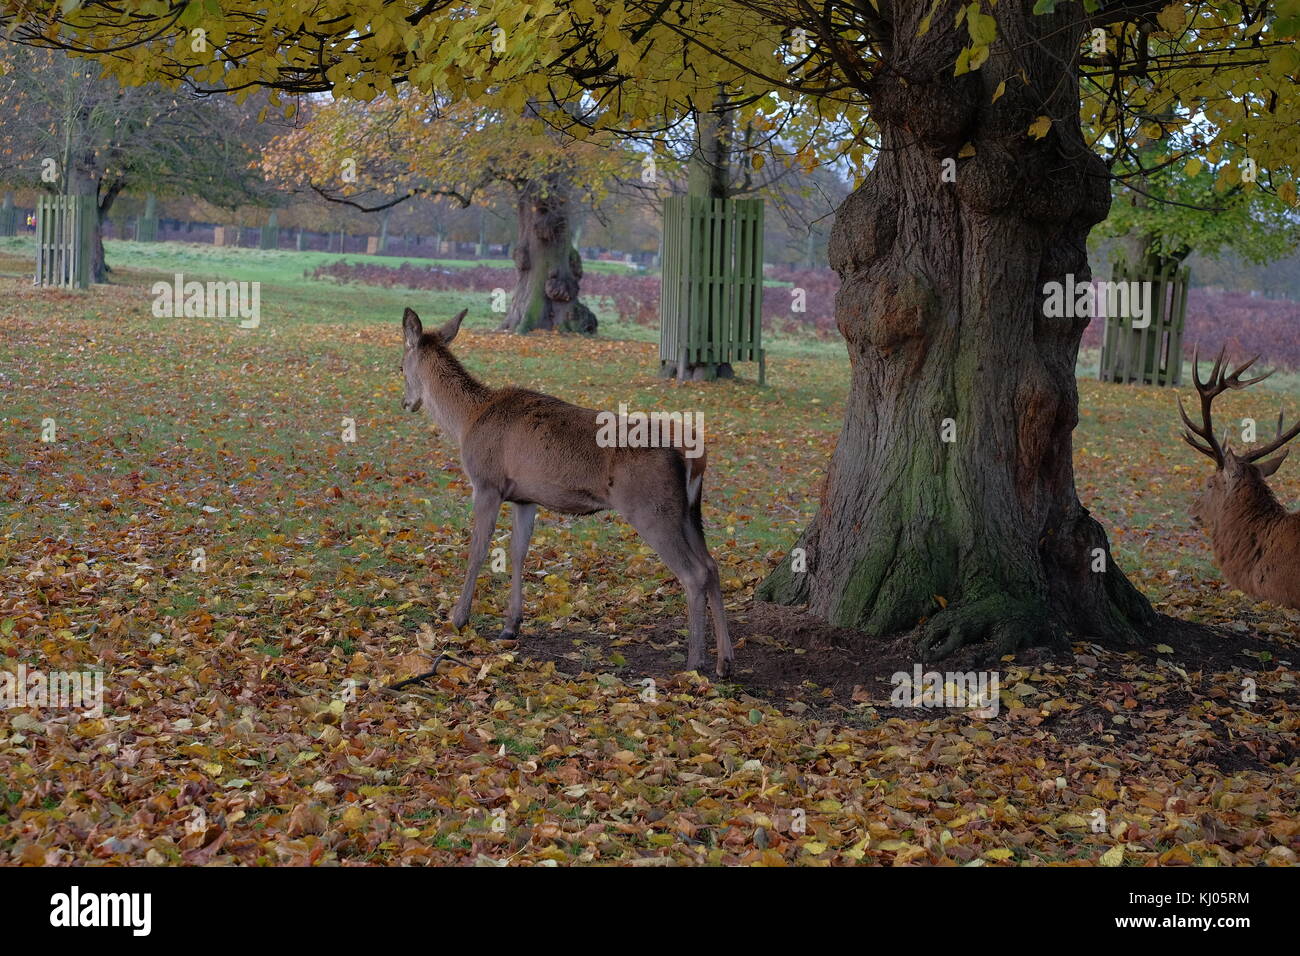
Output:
[1208, 481, 1289, 560]
[420, 352, 491, 444]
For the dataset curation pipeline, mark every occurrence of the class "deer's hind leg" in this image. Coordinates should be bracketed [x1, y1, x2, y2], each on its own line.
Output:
[682, 518, 733, 678]
[620, 502, 715, 675]
[503, 502, 537, 640]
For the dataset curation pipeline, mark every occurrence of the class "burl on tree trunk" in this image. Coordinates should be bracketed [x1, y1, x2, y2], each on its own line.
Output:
[498, 177, 597, 335]
[759, 4, 1156, 657]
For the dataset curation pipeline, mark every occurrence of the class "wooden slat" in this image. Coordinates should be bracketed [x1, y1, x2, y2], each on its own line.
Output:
[35, 194, 90, 289]
[1097, 259, 1189, 388]
[658, 193, 766, 377]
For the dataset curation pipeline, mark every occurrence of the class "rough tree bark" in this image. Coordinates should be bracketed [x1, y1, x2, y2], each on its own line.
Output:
[758, 3, 1157, 658]
[497, 174, 597, 335]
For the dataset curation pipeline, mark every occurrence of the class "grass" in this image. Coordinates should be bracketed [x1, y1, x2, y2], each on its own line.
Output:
[0, 234, 641, 282]
[0, 235, 846, 356]
[3, 237, 1299, 616]
[1, 239, 1297, 867]
[4, 237, 1299, 598]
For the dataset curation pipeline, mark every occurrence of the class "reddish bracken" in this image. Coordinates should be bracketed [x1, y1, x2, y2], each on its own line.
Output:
[311, 260, 843, 335]
[1179, 348, 1300, 609]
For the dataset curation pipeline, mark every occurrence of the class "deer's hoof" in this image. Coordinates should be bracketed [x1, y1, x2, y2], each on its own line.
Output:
[498, 627, 517, 641]
[450, 609, 469, 630]
[716, 657, 734, 679]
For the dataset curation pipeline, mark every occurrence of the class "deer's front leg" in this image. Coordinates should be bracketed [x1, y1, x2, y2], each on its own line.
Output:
[451, 488, 502, 629]
[502, 502, 538, 640]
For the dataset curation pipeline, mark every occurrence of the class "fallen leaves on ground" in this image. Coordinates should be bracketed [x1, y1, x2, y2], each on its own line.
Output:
[1, 261, 1297, 866]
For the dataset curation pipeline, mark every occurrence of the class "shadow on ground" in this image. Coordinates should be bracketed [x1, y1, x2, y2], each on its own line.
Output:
[511, 601, 1299, 773]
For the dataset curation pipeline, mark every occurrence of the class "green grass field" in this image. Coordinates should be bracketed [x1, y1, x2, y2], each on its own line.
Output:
[0, 234, 641, 280]
[1, 239, 1297, 866]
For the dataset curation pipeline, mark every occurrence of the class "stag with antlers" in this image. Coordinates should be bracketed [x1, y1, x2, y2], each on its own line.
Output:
[1178, 348, 1300, 609]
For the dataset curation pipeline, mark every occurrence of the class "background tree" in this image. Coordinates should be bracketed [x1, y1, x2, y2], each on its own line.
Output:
[634, 94, 859, 377]
[0, 41, 270, 281]
[262, 93, 631, 333]
[1099, 143, 1300, 274]
[13, 2, 1300, 659]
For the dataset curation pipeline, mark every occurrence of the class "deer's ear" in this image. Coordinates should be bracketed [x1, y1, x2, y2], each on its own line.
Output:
[1257, 450, 1289, 477]
[438, 309, 468, 345]
[1222, 447, 1250, 479]
[403, 308, 422, 348]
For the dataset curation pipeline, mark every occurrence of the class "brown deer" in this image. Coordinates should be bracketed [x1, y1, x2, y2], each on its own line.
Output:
[399, 307, 735, 676]
[1178, 348, 1300, 609]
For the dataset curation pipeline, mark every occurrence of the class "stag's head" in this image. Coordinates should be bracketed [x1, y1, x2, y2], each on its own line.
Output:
[1189, 449, 1278, 527]
[1179, 348, 1299, 528]
[400, 307, 467, 413]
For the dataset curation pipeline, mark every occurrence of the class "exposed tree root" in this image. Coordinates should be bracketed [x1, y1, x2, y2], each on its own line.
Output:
[917, 595, 1066, 663]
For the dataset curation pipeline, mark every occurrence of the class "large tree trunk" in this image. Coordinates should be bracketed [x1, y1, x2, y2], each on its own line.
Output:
[1118, 214, 1190, 275]
[88, 215, 107, 283]
[68, 146, 110, 284]
[91, 183, 125, 283]
[688, 101, 731, 198]
[498, 175, 596, 334]
[758, 4, 1157, 658]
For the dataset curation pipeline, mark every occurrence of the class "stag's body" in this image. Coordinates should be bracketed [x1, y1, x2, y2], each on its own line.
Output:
[400, 308, 733, 675]
[1180, 349, 1300, 610]
[1192, 460, 1300, 608]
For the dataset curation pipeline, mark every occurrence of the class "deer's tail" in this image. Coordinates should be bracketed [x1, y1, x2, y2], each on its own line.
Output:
[685, 447, 706, 533]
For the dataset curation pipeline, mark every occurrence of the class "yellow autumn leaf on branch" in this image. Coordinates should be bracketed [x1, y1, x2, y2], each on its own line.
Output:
[1156, 2, 1187, 33]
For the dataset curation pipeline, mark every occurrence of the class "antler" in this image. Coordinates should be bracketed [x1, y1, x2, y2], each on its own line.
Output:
[1177, 347, 1273, 468]
[1241, 406, 1300, 467]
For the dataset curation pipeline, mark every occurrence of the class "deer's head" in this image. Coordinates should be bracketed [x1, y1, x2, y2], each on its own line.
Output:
[1189, 448, 1286, 527]
[400, 307, 467, 413]
[1179, 348, 1299, 529]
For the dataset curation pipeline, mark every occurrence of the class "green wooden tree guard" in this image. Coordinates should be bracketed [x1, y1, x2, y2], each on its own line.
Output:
[0, 192, 18, 237]
[260, 211, 280, 250]
[34, 194, 96, 289]
[659, 194, 766, 384]
[135, 193, 159, 242]
[1098, 258, 1189, 387]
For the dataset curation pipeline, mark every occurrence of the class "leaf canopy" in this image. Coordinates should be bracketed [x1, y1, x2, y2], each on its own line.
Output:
[2, 2, 1298, 203]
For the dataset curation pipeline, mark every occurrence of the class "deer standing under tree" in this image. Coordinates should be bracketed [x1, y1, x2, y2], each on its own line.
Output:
[399, 307, 734, 676]
[1178, 348, 1300, 609]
